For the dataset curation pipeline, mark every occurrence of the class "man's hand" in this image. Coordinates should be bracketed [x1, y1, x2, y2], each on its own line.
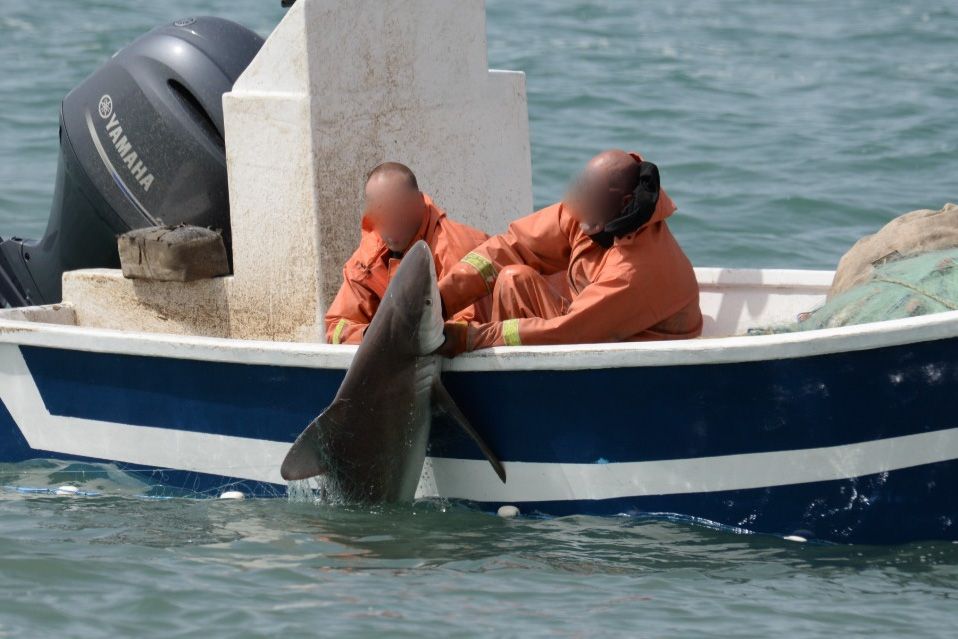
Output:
[435, 320, 470, 358]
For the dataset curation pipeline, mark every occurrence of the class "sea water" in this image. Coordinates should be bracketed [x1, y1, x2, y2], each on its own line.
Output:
[1, 1, 957, 636]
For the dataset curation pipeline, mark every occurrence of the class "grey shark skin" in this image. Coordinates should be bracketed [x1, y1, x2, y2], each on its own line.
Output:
[281, 240, 506, 503]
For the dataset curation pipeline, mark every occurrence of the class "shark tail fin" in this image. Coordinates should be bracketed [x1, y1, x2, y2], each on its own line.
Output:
[432, 378, 507, 483]
[280, 416, 329, 481]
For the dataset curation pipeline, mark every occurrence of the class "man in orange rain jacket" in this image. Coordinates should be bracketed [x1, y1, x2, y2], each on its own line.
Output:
[325, 162, 490, 344]
[436, 149, 702, 355]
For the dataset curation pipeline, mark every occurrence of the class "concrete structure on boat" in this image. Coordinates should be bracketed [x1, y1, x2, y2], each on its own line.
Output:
[58, 0, 533, 341]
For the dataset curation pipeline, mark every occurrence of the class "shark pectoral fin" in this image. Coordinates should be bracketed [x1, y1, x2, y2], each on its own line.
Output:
[432, 379, 507, 483]
[280, 414, 330, 481]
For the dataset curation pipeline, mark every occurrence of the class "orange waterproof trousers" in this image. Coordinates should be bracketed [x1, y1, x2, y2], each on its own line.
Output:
[491, 265, 570, 322]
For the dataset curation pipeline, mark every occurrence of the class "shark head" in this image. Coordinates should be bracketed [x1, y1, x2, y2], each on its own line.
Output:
[377, 240, 445, 356]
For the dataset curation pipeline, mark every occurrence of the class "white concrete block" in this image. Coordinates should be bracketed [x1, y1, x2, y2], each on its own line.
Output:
[223, 0, 533, 339]
[224, 93, 323, 341]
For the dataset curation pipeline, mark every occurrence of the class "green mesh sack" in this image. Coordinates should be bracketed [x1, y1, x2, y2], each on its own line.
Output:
[750, 248, 958, 335]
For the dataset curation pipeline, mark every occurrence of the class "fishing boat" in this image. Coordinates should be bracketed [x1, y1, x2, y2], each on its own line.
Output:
[1, 2, 955, 545]
[2, 266, 957, 544]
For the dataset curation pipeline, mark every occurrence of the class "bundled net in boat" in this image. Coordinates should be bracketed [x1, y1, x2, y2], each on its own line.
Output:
[829, 203, 958, 298]
[752, 248, 958, 334]
[796, 248, 958, 330]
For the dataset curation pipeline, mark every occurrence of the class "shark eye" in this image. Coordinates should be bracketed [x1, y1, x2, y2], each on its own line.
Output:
[424, 299, 432, 306]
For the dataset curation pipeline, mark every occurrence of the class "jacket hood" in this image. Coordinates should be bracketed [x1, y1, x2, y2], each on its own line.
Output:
[629, 152, 676, 227]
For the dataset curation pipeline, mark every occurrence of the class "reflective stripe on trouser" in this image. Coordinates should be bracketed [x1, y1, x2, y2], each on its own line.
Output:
[331, 318, 348, 344]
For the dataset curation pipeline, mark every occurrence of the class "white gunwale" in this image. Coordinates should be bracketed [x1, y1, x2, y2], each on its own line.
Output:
[0, 266, 955, 372]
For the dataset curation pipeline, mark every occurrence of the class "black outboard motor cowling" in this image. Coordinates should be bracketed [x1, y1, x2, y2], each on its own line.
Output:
[0, 17, 263, 307]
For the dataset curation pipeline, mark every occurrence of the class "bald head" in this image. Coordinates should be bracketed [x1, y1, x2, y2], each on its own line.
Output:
[582, 149, 642, 193]
[366, 162, 419, 194]
[564, 149, 644, 237]
[363, 162, 425, 254]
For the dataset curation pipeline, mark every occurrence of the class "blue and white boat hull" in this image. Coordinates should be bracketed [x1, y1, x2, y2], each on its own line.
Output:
[1, 267, 956, 544]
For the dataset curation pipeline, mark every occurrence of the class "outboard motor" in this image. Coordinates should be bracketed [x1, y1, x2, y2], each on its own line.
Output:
[0, 17, 264, 307]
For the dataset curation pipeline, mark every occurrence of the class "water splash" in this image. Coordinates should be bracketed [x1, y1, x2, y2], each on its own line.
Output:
[286, 477, 325, 503]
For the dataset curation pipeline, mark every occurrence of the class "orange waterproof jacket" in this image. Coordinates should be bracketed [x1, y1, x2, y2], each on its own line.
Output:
[438, 161, 702, 349]
[325, 194, 490, 344]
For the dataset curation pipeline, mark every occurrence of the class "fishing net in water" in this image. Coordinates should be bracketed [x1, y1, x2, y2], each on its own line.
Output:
[752, 248, 958, 334]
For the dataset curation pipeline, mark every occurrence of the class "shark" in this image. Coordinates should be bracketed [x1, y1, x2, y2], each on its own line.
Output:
[281, 240, 506, 502]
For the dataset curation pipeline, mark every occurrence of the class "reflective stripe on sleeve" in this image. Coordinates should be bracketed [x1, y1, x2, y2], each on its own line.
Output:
[502, 318, 522, 346]
[461, 251, 497, 291]
[331, 318, 348, 345]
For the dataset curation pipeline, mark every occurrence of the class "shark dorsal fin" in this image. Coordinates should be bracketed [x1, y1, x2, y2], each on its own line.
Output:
[431, 379, 507, 483]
